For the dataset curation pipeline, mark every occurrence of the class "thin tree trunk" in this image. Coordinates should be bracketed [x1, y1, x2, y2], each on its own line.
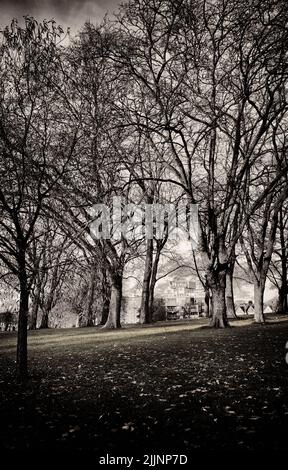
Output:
[78, 309, 86, 328]
[277, 207, 288, 314]
[276, 285, 288, 315]
[84, 268, 97, 327]
[254, 280, 265, 323]
[201, 273, 210, 318]
[139, 239, 153, 324]
[277, 281, 288, 315]
[148, 246, 161, 321]
[98, 269, 111, 326]
[39, 263, 60, 329]
[100, 271, 110, 325]
[226, 263, 237, 318]
[102, 274, 122, 329]
[100, 300, 110, 325]
[17, 259, 29, 381]
[29, 281, 41, 330]
[204, 287, 210, 318]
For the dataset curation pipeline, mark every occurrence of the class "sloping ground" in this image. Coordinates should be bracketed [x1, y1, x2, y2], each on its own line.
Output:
[0, 317, 288, 454]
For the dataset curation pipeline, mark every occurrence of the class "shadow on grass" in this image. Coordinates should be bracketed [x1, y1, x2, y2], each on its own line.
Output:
[1, 317, 288, 452]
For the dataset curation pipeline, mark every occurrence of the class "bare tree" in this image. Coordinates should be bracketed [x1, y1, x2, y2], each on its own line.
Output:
[0, 18, 78, 379]
[45, 22, 145, 329]
[240, 182, 288, 322]
[268, 203, 288, 314]
[107, 0, 288, 327]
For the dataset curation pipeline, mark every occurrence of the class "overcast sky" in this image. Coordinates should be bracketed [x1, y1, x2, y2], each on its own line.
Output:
[0, 0, 121, 34]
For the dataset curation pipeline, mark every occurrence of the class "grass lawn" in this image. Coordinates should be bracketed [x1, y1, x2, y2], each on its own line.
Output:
[0, 316, 288, 454]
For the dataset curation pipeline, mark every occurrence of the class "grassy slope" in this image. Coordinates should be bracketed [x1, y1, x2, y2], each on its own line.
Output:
[0, 316, 288, 452]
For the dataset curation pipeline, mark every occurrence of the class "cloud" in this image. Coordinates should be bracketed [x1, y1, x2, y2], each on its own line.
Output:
[0, 0, 121, 33]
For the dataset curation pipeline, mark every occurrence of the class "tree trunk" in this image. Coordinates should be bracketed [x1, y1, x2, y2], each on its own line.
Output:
[139, 239, 153, 324]
[29, 281, 41, 330]
[148, 245, 161, 321]
[226, 263, 237, 318]
[203, 286, 210, 318]
[276, 286, 288, 315]
[78, 309, 86, 328]
[100, 300, 110, 325]
[209, 271, 229, 328]
[100, 286, 111, 325]
[17, 262, 29, 381]
[40, 308, 49, 329]
[39, 263, 61, 329]
[39, 291, 54, 329]
[102, 274, 122, 329]
[277, 207, 288, 314]
[29, 298, 39, 330]
[254, 280, 265, 323]
[100, 272, 110, 325]
[84, 267, 97, 327]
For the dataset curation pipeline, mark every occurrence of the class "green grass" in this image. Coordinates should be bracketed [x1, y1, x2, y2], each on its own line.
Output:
[0, 316, 288, 453]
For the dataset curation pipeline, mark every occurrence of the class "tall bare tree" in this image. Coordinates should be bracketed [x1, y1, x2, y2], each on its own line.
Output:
[107, 0, 288, 326]
[0, 18, 79, 379]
